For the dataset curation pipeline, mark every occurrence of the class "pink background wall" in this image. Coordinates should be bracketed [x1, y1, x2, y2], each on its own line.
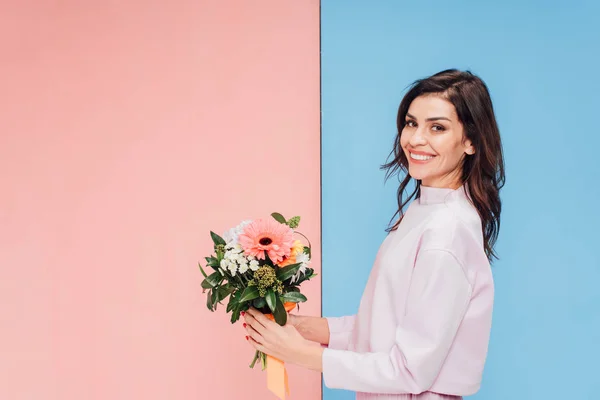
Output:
[0, 1, 321, 399]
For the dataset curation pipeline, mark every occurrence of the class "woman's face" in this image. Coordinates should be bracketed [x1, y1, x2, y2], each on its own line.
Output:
[400, 94, 475, 189]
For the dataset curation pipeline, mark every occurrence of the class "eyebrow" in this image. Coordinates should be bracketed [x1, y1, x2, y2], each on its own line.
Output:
[406, 113, 452, 122]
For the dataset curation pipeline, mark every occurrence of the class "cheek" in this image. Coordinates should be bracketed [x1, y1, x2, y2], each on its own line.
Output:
[431, 137, 461, 158]
[399, 130, 409, 148]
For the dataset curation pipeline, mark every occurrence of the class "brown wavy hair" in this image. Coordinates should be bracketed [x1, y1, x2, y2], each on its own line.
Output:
[381, 69, 505, 263]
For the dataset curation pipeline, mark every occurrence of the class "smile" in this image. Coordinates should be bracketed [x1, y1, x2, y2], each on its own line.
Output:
[409, 152, 436, 162]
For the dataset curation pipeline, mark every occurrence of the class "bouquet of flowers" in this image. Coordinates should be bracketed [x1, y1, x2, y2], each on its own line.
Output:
[198, 212, 316, 372]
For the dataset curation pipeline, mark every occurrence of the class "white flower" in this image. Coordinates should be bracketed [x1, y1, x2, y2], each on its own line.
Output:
[239, 261, 249, 274]
[227, 260, 238, 276]
[291, 252, 311, 284]
[223, 220, 253, 247]
[249, 259, 260, 271]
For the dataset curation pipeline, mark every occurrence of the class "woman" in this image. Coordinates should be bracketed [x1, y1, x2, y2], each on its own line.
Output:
[243, 69, 505, 399]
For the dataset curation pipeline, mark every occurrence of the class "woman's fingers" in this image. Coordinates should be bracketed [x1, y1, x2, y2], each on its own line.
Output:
[247, 307, 276, 328]
[244, 310, 267, 335]
[245, 321, 264, 344]
[247, 335, 268, 354]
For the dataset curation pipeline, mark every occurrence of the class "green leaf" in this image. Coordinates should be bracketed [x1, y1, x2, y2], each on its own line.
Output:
[276, 262, 302, 282]
[239, 286, 260, 303]
[216, 285, 233, 304]
[206, 289, 214, 311]
[273, 297, 287, 326]
[265, 290, 277, 313]
[201, 271, 221, 289]
[287, 216, 301, 229]
[231, 302, 249, 323]
[285, 286, 300, 293]
[226, 294, 237, 313]
[205, 256, 219, 268]
[211, 289, 218, 310]
[252, 297, 266, 309]
[210, 231, 226, 246]
[230, 306, 240, 323]
[198, 262, 208, 278]
[281, 292, 307, 303]
[271, 212, 287, 224]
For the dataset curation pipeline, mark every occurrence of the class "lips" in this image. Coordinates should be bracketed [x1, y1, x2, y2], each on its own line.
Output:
[408, 151, 436, 163]
[408, 149, 436, 156]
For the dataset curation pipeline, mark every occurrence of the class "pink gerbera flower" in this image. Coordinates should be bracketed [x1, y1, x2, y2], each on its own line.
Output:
[238, 218, 294, 263]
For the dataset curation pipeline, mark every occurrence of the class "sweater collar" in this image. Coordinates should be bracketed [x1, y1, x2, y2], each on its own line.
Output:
[418, 182, 469, 205]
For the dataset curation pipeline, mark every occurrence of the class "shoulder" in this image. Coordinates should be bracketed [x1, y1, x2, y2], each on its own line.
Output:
[419, 205, 486, 270]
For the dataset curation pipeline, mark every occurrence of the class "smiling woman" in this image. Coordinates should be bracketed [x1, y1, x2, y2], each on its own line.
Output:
[244, 69, 506, 400]
[402, 96, 475, 184]
[382, 69, 505, 262]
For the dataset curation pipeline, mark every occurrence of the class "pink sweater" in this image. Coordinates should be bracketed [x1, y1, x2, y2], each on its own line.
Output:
[322, 183, 494, 399]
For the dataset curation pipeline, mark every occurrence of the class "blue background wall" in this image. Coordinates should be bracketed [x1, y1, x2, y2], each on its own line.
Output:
[321, 1, 600, 399]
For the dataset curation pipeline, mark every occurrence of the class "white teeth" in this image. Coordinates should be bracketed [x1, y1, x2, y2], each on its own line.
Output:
[410, 152, 435, 161]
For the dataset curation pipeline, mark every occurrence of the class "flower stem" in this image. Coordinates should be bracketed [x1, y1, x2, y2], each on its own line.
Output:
[249, 350, 260, 368]
[261, 351, 267, 370]
[295, 231, 312, 250]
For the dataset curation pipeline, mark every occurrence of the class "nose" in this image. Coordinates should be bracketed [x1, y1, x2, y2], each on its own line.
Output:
[408, 126, 427, 147]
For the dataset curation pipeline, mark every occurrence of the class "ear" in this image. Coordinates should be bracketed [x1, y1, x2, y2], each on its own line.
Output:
[464, 139, 475, 155]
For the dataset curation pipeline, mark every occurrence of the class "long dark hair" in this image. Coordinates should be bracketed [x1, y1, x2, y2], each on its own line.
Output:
[381, 69, 505, 263]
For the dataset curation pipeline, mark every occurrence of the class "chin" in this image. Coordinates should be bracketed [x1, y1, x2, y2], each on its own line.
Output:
[407, 168, 429, 181]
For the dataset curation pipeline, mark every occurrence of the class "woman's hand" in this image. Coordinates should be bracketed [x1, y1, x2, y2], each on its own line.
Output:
[286, 313, 331, 345]
[243, 308, 324, 372]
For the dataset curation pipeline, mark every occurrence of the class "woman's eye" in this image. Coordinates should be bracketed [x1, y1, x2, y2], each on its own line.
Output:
[432, 124, 446, 132]
[405, 120, 416, 127]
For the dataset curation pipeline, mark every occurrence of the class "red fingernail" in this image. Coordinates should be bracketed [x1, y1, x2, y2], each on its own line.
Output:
[243, 323, 247, 328]
[241, 311, 246, 316]
[245, 336, 249, 340]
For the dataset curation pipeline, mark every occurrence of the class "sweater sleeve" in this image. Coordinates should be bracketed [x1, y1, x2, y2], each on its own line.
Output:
[322, 248, 473, 394]
[325, 315, 356, 350]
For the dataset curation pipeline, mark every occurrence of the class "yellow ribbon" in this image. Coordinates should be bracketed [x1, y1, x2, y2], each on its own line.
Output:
[265, 302, 296, 400]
